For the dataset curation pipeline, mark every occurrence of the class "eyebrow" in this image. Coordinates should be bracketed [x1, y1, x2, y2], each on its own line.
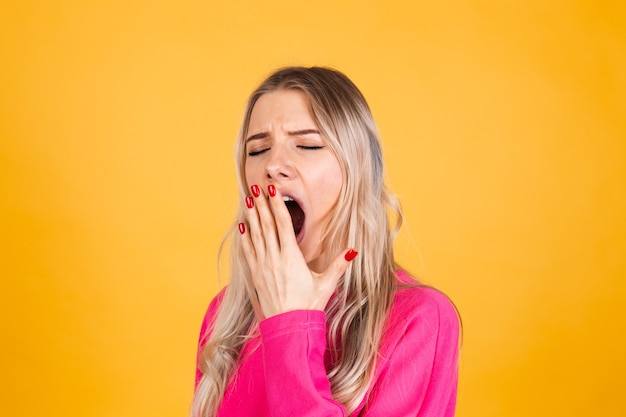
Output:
[246, 129, 321, 143]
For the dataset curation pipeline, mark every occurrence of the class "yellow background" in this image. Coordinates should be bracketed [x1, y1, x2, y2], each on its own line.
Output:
[1, 1, 624, 416]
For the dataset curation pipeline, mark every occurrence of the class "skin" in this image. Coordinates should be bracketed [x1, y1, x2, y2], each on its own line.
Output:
[239, 89, 355, 318]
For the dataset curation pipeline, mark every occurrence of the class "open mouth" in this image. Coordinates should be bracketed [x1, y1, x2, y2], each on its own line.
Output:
[283, 197, 305, 236]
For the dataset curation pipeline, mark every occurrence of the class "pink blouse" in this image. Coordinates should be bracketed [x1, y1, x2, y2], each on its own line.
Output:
[195, 270, 459, 416]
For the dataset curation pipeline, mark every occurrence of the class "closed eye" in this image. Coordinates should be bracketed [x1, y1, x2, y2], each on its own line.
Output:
[248, 145, 324, 156]
[248, 148, 269, 156]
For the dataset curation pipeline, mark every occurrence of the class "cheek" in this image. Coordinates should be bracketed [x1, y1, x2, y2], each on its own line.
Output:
[315, 161, 343, 209]
[244, 162, 256, 186]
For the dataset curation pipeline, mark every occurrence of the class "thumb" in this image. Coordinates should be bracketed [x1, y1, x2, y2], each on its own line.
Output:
[319, 248, 359, 291]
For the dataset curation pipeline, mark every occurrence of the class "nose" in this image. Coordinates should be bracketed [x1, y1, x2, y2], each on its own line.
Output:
[265, 145, 295, 180]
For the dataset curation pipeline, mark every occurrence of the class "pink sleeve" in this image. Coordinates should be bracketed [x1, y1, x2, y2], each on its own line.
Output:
[362, 289, 460, 416]
[259, 310, 346, 417]
[195, 289, 226, 389]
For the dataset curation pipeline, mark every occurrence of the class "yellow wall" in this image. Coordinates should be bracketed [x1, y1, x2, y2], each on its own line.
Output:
[1, 1, 624, 416]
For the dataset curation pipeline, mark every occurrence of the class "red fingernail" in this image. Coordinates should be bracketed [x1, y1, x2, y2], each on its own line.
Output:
[245, 196, 254, 208]
[251, 185, 260, 197]
[268, 184, 276, 197]
[344, 249, 358, 262]
[238, 222, 245, 234]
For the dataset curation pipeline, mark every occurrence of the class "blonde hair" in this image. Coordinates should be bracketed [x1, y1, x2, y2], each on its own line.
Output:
[192, 67, 403, 416]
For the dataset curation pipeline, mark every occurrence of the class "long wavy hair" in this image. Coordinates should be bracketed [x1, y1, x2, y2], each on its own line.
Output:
[192, 66, 403, 416]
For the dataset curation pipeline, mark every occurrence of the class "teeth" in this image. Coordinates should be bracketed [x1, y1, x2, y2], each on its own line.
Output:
[282, 196, 295, 202]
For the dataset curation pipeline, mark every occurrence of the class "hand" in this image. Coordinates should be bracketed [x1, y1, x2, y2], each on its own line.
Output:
[239, 184, 358, 319]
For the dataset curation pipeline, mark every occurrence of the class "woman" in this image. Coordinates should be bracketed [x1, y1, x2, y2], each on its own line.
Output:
[192, 67, 459, 417]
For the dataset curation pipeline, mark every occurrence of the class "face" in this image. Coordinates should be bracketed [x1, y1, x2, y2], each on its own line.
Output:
[244, 89, 343, 272]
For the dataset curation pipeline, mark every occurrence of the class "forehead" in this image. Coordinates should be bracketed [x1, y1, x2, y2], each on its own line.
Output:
[248, 89, 316, 130]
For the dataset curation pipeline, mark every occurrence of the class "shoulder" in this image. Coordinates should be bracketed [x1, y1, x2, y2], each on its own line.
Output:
[385, 270, 460, 346]
[394, 270, 458, 318]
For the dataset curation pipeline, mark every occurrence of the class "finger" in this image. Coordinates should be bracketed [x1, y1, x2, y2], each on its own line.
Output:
[238, 221, 258, 272]
[319, 249, 359, 295]
[245, 191, 267, 261]
[267, 185, 298, 248]
[251, 184, 281, 257]
[238, 221, 269, 319]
